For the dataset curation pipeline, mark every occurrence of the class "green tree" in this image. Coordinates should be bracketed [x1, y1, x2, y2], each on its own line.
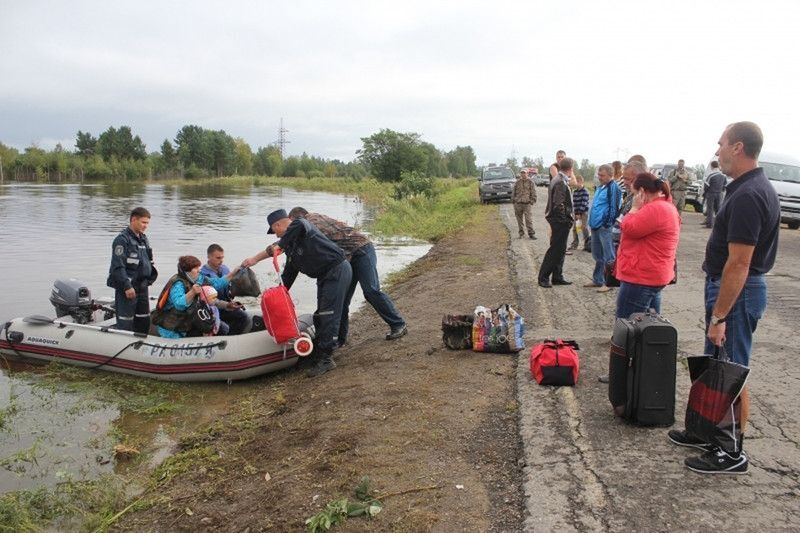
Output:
[506, 157, 519, 174]
[0, 143, 19, 179]
[75, 131, 97, 157]
[160, 139, 178, 172]
[578, 159, 597, 182]
[234, 138, 254, 175]
[446, 146, 477, 177]
[96, 126, 146, 162]
[207, 130, 236, 176]
[357, 129, 428, 182]
[254, 145, 282, 176]
[175, 125, 211, 172]
[281, 155, 300, 177]
[50, 143, 68, 180]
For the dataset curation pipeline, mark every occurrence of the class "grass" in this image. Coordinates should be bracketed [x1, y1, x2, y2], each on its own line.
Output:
[0, 476, 131, 533]
[0, 383, 20, 430]
[370, 179, 489, 241]
[20, 362, 186, 418]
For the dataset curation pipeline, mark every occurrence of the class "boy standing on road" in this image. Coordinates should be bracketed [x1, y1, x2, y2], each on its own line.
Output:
[570, 175, 590, 251]
[669, 122, 780, 474]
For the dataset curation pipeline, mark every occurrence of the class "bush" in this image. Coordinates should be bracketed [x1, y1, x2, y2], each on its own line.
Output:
[392, 171, 436, 200]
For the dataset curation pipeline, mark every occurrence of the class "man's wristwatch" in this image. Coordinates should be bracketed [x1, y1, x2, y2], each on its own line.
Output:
[710, 314, 727, 326]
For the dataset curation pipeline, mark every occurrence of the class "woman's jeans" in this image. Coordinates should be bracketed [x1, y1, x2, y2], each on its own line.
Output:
[616, 281, 664, 319]
[704, 274, 767, 367]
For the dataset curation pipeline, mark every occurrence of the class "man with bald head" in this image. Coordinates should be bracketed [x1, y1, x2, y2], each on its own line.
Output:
[670, 122, 780, 475]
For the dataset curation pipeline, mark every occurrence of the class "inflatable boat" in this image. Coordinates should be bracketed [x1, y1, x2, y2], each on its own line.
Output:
[0, 279, 314, 382]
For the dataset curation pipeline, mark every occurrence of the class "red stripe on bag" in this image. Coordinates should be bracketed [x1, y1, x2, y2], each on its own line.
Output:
[687, 380, 733, 423]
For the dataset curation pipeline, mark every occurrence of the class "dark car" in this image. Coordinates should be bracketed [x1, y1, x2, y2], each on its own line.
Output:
[532, 172, 550, 187]
[479, 166, 516, 203]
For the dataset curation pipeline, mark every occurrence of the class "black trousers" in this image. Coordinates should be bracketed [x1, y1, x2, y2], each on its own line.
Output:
[115, 283, 150, 334]
[313, 260, 353, 356]
[538, 220, 572, 282]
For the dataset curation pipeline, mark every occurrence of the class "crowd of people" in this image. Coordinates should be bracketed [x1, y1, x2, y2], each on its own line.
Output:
[511, 121, 780, 475]
[106, 206, 407, 378]
[106, 121, 779, 475]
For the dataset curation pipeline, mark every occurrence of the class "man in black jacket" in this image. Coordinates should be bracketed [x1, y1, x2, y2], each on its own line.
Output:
[107, 207, 158, 333]
[538, 158, 575, 288]
[244, 209, 352, 377]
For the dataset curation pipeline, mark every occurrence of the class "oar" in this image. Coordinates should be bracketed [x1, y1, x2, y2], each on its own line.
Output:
[22, 315, 147, 338]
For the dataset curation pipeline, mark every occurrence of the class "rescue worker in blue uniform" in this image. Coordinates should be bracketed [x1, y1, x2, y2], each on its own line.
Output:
[107, 207, 158, 333]
[243, 209, 352, 378]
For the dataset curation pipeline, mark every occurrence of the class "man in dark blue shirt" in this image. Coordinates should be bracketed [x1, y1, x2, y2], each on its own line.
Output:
[669, 122, 780, 475]
[106, 207, 158, 333]
[244, 209, 352, 377]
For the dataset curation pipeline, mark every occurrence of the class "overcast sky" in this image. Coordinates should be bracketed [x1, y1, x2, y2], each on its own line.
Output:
[1, 0, 798, 167]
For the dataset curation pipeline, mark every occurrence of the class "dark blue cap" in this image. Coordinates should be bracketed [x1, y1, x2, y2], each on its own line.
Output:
[266, 209, 287, 233]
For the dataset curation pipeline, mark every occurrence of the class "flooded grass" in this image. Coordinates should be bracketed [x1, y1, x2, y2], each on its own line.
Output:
[0, 475, 131, 533]
[18, 362, 187, 418]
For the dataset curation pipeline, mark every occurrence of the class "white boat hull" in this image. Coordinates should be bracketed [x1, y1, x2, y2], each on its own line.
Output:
[0, 316, 307, 382]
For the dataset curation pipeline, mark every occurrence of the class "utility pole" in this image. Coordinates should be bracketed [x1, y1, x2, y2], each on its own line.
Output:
[273, 118, 290, 157]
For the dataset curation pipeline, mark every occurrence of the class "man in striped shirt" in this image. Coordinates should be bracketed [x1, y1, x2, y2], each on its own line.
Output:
[570, 175, 591, 252]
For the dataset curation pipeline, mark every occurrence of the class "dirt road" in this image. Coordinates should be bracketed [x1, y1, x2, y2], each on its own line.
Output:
[116, 198, 798, 532]
[504, 201, 800, 530]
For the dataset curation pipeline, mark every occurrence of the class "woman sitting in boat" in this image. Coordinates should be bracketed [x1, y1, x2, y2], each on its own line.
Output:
[152, 255, 240, 338]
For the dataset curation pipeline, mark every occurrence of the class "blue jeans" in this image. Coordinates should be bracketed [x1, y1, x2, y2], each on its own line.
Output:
[616, 281, 664, 319]
[591, 226, 616, 286]
[339, 243, 405, 343]
[704, 275, 767, 367]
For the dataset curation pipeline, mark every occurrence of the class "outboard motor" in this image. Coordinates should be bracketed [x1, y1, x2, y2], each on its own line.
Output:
[50, 278, 94, 324]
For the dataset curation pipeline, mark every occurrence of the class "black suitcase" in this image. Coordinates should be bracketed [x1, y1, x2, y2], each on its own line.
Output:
[608, 310, 677, 426]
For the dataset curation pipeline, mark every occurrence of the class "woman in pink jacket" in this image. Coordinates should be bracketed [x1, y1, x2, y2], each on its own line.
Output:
[615, 172, 680, 318]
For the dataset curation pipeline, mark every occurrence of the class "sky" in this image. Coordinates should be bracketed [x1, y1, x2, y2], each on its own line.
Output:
[1, 0, 799, 168]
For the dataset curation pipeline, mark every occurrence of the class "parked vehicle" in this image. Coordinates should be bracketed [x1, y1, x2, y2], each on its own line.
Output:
[479, 166, 516, 203]
[685, 152, 800, 228]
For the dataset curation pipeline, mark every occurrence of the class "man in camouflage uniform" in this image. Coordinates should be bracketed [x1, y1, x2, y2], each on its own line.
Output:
[668, 159, 691, 214]
[512, 169, 537, 239]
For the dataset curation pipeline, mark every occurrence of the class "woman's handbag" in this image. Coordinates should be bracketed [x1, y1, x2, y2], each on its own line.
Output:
[190, 298, 216, 334]
[604, 260, 620, 288]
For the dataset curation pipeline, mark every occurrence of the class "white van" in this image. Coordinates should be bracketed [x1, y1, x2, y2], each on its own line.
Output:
[693, 152, 800, 229]
[761, 152, 800, 229]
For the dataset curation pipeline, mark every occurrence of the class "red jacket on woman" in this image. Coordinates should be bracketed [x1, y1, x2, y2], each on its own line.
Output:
[616, 198, 680, 286]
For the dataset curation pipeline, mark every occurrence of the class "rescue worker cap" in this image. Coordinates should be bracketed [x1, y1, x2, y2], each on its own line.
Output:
[266, 209, 288, 233]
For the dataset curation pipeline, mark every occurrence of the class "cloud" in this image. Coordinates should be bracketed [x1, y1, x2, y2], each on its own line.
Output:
[1, 0, 799, 165]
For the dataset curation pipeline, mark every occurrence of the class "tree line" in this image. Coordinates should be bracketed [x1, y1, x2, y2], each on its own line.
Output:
[0, 125, 478, 183]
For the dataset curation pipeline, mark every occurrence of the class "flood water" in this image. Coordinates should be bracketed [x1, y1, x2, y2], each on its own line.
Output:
[0, 181, 430, 493]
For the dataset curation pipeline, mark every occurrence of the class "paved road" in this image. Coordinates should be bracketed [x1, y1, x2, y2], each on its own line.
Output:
[502, 201, 800, 531]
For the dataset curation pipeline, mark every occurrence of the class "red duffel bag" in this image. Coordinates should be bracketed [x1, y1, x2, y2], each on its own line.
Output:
[530, 339, 580, 386]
